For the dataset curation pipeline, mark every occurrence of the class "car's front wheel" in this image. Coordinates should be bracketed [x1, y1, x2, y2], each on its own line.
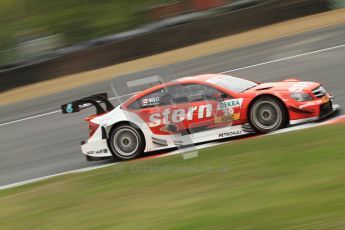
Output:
[109, 124, 145, 160]
[249, 96, 287, 133]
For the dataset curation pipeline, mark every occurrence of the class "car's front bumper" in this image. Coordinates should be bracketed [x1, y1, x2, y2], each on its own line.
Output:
[290, 103, 340, 125]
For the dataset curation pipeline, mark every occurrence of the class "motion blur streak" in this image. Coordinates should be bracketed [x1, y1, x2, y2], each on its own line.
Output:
[0, 92, 138, 127]
[221, 43, 345, 73]
[1, 43, 344, 127]
[1, 23, 345, 187]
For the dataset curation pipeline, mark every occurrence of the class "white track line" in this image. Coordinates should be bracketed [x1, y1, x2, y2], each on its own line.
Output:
[220, 43, 345, 73]
[1, 43, 345, 127]
[0, 92, 137, 127]
[0, 110, 61, 127]
[1, 43, 344, 128]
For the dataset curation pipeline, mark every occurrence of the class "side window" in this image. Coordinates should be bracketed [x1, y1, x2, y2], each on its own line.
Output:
[167, 85, 189, 104]
[128, 88, 168, 109]
[127, 83, 230, 109]
[178, 84, 231, 102]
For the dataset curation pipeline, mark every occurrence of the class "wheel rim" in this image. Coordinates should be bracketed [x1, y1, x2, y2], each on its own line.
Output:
[251, 100, 282, 130]
[113, 128, 139, 157]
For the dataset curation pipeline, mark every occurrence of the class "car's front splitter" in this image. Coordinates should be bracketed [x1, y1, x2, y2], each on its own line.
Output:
[290, 104, 340, 125]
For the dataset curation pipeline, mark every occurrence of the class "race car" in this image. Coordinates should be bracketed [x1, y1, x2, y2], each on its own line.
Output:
[61, 74, 339, 161]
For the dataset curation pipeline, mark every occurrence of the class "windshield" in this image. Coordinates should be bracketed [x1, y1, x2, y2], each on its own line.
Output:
[207, 75, 258, 93]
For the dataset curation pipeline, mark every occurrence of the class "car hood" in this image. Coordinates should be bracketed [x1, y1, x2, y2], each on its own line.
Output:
[246, 80, 320, 93]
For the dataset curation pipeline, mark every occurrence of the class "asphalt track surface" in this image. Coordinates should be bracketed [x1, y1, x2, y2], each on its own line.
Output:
[1, 23, 345, 187]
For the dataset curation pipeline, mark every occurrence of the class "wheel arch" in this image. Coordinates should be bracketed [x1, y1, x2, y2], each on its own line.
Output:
[247, 94, 289, 127]
[107, 120, 146, 152]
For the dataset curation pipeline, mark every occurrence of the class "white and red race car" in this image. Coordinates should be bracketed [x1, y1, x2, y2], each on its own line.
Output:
[61, 74, 339, 161]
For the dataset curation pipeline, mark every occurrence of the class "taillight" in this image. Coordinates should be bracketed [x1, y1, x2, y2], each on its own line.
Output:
[88, 122, 100, 138]
[85, 113, 107, 138]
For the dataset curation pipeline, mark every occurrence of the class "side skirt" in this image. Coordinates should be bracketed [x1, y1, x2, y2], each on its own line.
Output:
[148, 124, 253, 152]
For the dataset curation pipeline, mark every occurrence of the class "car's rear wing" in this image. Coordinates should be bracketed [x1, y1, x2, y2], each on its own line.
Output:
[61, 93, 114, 115]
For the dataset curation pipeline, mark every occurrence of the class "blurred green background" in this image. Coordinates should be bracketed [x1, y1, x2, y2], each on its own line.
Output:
[0, 0, 342, 65]
[0, 0, 183, 64]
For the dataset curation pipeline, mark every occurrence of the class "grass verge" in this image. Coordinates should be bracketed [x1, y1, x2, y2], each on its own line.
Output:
[1, 123, 345, 229]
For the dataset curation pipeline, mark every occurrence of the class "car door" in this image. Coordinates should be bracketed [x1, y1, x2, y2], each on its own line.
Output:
[127, 83, 217, 135]
[128, 83, 240, 135]
[129, 87, 171, 135]
[175, 83, 234, 133]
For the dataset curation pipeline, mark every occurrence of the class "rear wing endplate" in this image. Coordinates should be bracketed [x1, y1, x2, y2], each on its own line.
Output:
[61, 93, 114, 115]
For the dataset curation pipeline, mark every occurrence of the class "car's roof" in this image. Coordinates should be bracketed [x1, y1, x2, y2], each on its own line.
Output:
[143, 74, 229, 94]
[123, 74, 231, 107]
[176, 74, 227, 83]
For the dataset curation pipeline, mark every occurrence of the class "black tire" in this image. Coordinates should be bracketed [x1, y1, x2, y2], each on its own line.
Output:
[108, 124, 145, 160]
[249, 96, 287, 133]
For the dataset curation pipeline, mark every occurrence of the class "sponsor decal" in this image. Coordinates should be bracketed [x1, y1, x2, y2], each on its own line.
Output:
[87, 149, 108, 155]
[148, 104, 212, 127]
[232, 113, 240, 120]
[66, 103, 73, 113]
[215, 113, 241, 124]
[217, 98, 243, 110]
[218, 130, 242, 138]
[148, 99, 243, 127]
[142, 97, 160, 107]
[214, 99, 243, 123]
[215, 115, 232, 124]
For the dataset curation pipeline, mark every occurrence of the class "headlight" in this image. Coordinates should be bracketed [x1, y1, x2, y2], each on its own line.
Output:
[290, 93, 313, 102]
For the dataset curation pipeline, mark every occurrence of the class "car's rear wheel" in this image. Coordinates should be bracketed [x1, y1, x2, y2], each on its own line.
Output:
[109, 124, 145, 160]
[249, 96, 287, 133]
